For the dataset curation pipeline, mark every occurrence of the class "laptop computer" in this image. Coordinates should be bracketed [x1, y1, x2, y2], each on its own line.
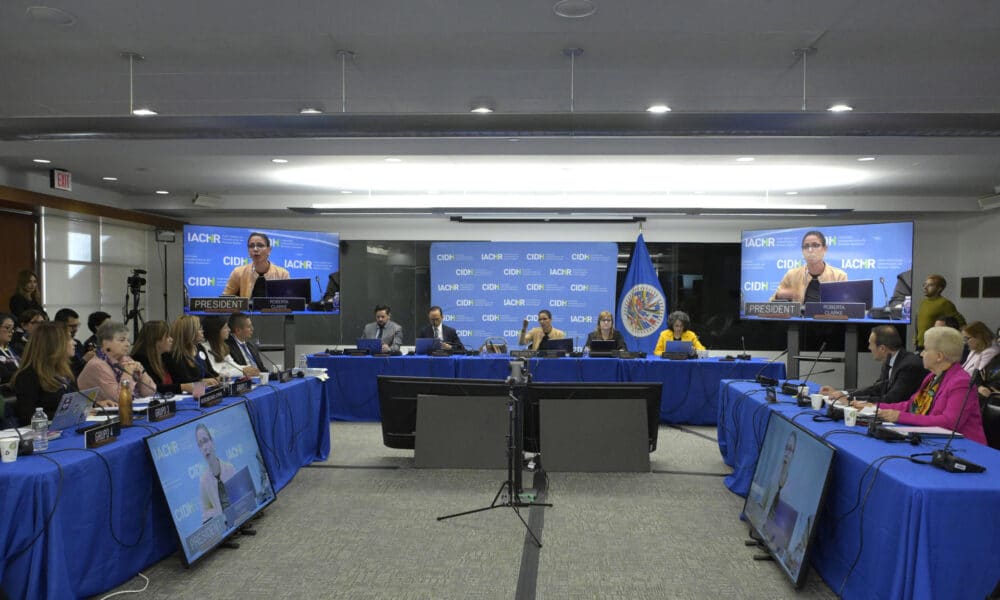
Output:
[263, 278, 312, 302]
[50, 387, 101, 432]
[588, 339, 618, 357]
[820, 279, 874, 309]
[356, 338, 384, 355]
[538, 338, 574, 356]
[414, 338, 440, 355]
[661, 341, 694, 359]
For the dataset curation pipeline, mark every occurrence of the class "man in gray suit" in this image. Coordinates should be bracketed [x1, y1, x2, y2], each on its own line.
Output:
[362, 304, 402, 354]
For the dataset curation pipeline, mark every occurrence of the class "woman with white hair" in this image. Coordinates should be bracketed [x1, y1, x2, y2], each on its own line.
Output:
[862, 326, 987, 444]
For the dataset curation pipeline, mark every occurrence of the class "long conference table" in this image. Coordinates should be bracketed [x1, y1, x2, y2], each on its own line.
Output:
[717, 380, 1000, 600]
[0, 377, 330, 600]
[308, 353, 785, 425]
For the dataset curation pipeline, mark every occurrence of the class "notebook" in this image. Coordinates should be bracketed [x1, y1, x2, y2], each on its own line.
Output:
[414, 338, 439, 355]
[356, 338, 384, 354]
[50, 387, 101, 432]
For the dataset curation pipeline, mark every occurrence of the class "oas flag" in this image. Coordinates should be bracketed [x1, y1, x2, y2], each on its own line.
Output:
[616, 234, 667, 355]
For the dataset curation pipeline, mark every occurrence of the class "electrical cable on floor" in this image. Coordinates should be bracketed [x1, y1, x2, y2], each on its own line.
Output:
[98, 572, 149, 599]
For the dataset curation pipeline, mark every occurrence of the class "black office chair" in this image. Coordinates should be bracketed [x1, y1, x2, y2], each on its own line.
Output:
[1, 383, 18, 429]
[982, 397, 1000, 451]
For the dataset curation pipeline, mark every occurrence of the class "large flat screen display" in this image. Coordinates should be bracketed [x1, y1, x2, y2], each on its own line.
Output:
[183, 224, 339, 311]
[743, 412, 835, 588]
[145, 401, 276, 566]
[740, 222, 913, 323]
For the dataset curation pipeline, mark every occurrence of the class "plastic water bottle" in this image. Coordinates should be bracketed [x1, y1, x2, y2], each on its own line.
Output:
[901, 295, 911, 320]
[332, 292, 340, 311]
[297, 353, 308, 370]
[31, 407, 49, 451]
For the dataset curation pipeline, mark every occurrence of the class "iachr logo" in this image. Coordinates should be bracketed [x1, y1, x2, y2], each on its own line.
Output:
[187, 232, 221, 243]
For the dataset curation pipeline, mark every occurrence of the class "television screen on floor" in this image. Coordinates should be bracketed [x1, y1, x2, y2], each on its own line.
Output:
[740, 221, 913, 323]
[743, 412, 836, 588]
[145, 401, 276, 566]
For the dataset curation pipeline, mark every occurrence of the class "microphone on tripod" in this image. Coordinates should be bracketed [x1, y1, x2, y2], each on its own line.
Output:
[736, 336, 751, 360]
[929, 376, 986, 473]
[754, 349, 788, 386]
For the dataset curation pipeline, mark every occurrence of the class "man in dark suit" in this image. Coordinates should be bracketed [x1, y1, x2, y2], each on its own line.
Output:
[417, 306, 464, 352]
[225, 312, 265, 373]
[821, 325, 926, 405]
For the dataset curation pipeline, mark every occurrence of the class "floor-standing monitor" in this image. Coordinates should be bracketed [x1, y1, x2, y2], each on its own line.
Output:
[145, 401, 276, 566]
[742, 412, 836, 588]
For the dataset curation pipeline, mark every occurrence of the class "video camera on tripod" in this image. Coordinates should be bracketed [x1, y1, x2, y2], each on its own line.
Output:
[127, 269, 147, 293]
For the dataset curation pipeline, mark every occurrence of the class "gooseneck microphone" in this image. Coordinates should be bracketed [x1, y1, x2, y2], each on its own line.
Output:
[754, 349, 789, 386]
[930, 376, 986, 473]
[314, 276, 324, 299]
[737, 336, 751, 360]
[783, 341, 826, 396]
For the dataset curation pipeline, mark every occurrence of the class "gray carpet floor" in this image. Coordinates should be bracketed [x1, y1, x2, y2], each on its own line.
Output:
[95, 423, 838, 599]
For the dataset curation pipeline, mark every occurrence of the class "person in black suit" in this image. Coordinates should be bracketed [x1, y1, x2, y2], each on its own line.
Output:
[417, 306, 464, 352]
[821, 325, 926, 405]
[225, 312, 266, 371]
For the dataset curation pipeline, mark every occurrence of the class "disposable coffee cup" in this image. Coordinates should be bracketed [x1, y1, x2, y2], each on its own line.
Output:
[1, 436, 19, 463]
[844, 406, 859, 427]
[259, 371, 270, 385]
[810, 393, 825, 410]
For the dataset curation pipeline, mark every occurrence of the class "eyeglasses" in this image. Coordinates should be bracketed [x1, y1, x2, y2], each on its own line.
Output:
[801, 243, 824, 250]
[599, 318, 613, 322]
[248, 243, 268, 250]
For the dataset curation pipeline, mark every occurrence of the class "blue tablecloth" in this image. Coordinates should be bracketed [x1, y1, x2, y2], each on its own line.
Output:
[310, 354, 784, 425]
[0, 377, 330, 600]
[717, 380, 1000, 600]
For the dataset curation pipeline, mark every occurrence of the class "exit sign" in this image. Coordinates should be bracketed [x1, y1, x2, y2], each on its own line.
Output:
[50, 169, 72, 191]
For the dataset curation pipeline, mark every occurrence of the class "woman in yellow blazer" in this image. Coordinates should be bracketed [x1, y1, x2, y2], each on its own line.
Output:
[654, 310, 706, 356]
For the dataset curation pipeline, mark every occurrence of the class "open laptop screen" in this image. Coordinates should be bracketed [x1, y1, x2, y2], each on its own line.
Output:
[263, 278, 312, 302]
[820, 279, 873, 309]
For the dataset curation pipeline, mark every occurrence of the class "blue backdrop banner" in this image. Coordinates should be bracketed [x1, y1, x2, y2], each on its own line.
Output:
[430, 242, 618, 350]
[183, 225, 339, 310]
[616, 234, 668, 355]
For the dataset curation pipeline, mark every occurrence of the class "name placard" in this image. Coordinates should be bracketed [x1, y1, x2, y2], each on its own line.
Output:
[190, 297, 250, 313]
[252, 297, 306, 312]
[147, 400, 177, 422]
[85, 420, 121, 448]
[199, 386, 225, 408]
[229, 378, 253, 396]
[744, 302, 801, 318]
[803, 302, 866, 319]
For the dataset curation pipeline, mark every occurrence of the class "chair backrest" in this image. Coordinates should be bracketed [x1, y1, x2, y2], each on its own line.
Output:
[983, 400, 1000, 450]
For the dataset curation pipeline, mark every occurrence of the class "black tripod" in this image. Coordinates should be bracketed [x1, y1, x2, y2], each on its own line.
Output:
[123, 270, 146, 341]
[437, 359, 552, 547]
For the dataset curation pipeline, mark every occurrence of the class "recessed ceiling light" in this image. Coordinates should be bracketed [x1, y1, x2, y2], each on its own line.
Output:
[384, 157, 402, 163]
[785, 191, 799, 195]
[736, 157, 755, 162]
[553, 0, 596, 18]
[470, 106, 494, 114]
[102, 176, 118, 181]
[828, 104, 853, 112]
[646, 104, 671, 114]
[299, 107, 323, 115]
[857, 156, 876, 162]
[340, 190, 353, 194]
[271, 158, 289, 164]
[26, 6, 76, 25]
[155, 190, 169, 195]
[508, 138, 520, 142]
[32, 158, 51, 164]
[132, 108, 158, 116]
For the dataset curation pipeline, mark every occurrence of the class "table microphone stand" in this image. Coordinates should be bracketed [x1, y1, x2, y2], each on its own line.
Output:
[437, 359, 552, 547]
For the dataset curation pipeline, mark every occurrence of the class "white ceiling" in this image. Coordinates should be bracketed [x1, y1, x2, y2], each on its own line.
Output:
[1, 0, 999, 219]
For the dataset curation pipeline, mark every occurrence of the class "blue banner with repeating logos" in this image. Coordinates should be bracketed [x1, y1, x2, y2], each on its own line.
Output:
[430, 242, 618, 350]
[740, 221, 913, 321]
[183, 225, 339, 310]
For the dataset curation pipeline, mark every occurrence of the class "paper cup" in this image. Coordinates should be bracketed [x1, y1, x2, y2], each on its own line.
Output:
[844, 406, 858, 427]
[810, 393, 825, 410]
[259, 372, 270, 385]
[1, 436, 19, 463]
[191, 381, 206, 399]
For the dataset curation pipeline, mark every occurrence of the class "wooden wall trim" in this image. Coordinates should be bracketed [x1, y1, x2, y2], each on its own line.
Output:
[0, 185, 185, 230]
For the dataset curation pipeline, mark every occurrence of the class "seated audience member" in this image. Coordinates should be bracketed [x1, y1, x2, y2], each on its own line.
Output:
[8, 270, 43, 319]
[584, 310, 627, 352]
[163, 315, 220, 387]
[83, 311, 112, 352]
[653, 311, 706, 356]
[221, 232, 290, 298]
[977, 327, 1000, 407]
[78, 321, 156, 404]
[362, 304, 403, 353]
[961, 321, 998, 375]
[12, 309, 46, 356]
[226, 312, 266, 371]
[54, 308, 96, 376]
[771, 231, 848, 303]
[935, 314, 970, 362]
[822, 325, 926, 406]
[887, 269, 912, 308]
[519, 309, 566, 351]
[10, 322, 78, 424]
[417, 306, 464, 352]
[858, 326, 987, 444]
[0, 313, 21, 384]
[133, 320, 193, 394]
[200, 315, 258, 379]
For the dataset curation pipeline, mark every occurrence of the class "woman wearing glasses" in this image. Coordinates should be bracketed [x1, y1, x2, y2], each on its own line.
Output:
[961, 321, 998, 375]
[77, 321, 156, 406]
[771, 230, 848, 303]
[0, 313, 21, 384]
[221, 232, 290, 298]
[584, 310, 627, 352]
[8, 270, 43, 319]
